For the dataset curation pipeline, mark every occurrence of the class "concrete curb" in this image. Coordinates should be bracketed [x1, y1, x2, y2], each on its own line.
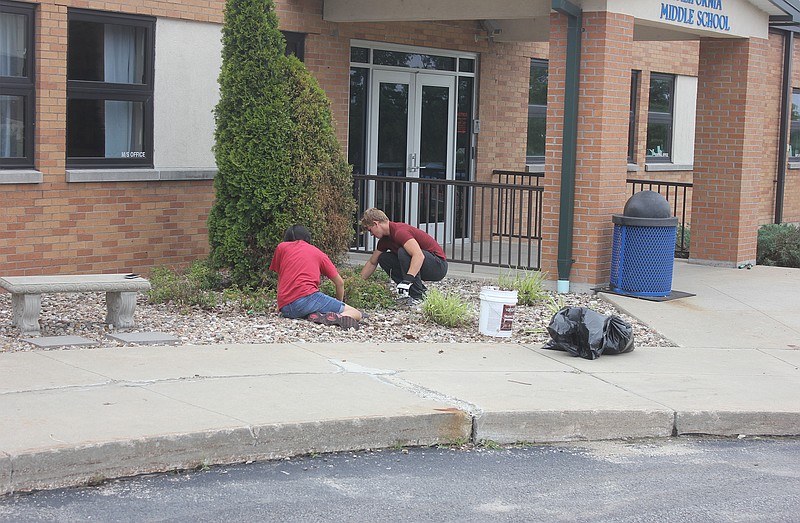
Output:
[2, 412, 472, 495]
[474, 409, 676, 443]
[5, 407, 798, 495]
[676, 411, 800, 437]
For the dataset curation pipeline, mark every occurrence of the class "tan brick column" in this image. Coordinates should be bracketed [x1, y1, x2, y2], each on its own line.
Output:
[542, 11, 633, 291]
[691, 37, 769, 267]
[35, 2, 68, 177]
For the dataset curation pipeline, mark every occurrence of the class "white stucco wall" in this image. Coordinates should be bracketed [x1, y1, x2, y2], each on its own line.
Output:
[672, 75, 697, 166]
[153, 18, 222, 170]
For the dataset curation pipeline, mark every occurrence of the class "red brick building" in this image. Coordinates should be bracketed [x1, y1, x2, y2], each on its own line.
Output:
[2, 0, 800, 291]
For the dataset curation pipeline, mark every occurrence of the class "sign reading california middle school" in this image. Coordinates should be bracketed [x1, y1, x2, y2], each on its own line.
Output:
[613, 0, 769, 39]
[660, 0, 730, 31]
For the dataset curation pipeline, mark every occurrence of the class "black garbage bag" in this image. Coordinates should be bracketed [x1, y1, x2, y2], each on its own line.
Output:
[543, 307, 635, 360]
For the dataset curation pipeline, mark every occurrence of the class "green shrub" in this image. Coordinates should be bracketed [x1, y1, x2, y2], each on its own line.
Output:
[221, 285, 275, 314]
[185, 259, 223, 290]
[545, 294, 567, 316]
[208, 0, 355, 287]
[497, 269, 548, 306]
[421, 289, 474, 328]
[675, 223, 691, 258]
[757, 223, 800, 268]
[319, 267, 396, 310]
[147, 265, 218, 310]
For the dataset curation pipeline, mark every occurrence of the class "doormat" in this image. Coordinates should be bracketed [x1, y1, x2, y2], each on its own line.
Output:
[592, 286, 695, 302]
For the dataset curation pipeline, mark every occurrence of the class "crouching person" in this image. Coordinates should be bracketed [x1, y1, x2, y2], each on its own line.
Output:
[359, 207, 448, 305]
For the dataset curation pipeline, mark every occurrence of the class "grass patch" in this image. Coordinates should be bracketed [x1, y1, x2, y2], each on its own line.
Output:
[497, 269, 548, 306]
[421, 288, 474, 328]
[545, 294, 567, 315]
[147, 260, 219, 310]
[436, 437, 470, 449]
[221, 285, 275, 314]
[320, 266, 396, 310]
[477, 439, 503, 450]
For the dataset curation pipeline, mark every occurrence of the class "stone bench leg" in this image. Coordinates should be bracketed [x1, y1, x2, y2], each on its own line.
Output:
[12, 293, 42, 335]
[106, 291, 138, 329]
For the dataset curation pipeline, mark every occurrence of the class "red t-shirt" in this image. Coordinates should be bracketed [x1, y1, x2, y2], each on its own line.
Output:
[376, 222, 447, 260]
[269, 240, 339, 309]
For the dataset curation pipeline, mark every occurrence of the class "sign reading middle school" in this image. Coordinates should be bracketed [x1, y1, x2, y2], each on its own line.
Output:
[660, 0, 730, 32]
[613, 0, 768, 40]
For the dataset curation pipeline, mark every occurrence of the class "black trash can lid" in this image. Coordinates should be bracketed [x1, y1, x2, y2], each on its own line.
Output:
[613, 190, 678, 226]
[623, 190, 671, 218]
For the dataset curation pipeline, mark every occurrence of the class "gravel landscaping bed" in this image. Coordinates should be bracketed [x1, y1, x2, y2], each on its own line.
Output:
[0, 276, 676, 352]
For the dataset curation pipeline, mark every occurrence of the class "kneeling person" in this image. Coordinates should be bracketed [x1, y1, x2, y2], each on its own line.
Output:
[270, 225, 362, 329]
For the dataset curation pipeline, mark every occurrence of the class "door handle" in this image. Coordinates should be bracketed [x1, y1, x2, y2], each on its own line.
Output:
[408, 153, 418, 172]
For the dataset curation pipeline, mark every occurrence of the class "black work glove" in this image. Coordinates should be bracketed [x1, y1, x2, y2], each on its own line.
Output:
[397, 279, 414, 297]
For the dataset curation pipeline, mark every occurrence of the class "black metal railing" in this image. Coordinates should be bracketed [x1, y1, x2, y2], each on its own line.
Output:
[352, 174, 544, 271]
[492, 170, 544, 241]
[627, 177, 693, 257]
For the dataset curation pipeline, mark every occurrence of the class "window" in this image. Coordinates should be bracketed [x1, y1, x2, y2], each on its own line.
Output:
[646, 73, 674, 162]
[372, 50, 456, 71]
[527, 59, 548, 164]
[348, 67, 368, 175]
[628, 70, 640, 164]
[67, 10, 154, 168]
[0, 0, 34, 168]
[282, 31, 305, 61]
[790, 90, 800, 161]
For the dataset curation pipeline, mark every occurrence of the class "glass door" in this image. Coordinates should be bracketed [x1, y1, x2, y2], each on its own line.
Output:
[367, 70, 455, 242]
[414, 74, 455, 240]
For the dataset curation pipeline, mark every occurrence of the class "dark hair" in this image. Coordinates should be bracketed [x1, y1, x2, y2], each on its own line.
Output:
[283, 224, 312, 243]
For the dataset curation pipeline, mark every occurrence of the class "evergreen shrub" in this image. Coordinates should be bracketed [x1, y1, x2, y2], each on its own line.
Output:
[208, 0, 355, 288]
[757, 223, 800, 268]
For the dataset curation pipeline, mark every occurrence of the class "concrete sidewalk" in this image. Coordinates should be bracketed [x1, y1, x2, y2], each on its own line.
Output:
[600, 260, 800, 350]
[1, 261, 799, 495]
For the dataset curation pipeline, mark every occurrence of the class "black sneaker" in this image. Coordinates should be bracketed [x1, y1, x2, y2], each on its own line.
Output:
[404, 296, 424, 308]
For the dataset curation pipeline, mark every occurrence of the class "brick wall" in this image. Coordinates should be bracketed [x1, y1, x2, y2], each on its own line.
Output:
[3, 0, 799, 279]
[1, 0, 224, 276]
[692, 36, 771, 265]
[540, 11, 635, 288]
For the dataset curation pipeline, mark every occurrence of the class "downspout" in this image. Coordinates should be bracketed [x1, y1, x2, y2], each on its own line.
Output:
[775, 28, 793, 224]
[552, 0, 582, 293]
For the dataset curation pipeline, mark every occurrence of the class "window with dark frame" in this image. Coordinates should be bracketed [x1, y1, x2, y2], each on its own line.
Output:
[790, 89, 800, 161]
[348, 66, 368, 175]
[526, 59, 548, 164]
[282, 31, 305, 61]
[646, 73, 674, 163]
[66, 10, 154, 168]
[628, 70, 640, 164]
[0, 0, 35, 169]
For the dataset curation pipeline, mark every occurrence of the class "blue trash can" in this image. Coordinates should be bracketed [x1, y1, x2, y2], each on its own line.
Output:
[609, 191, 678, 297]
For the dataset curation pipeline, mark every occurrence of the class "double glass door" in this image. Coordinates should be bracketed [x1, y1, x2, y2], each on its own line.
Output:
[368, 70, 456, 241]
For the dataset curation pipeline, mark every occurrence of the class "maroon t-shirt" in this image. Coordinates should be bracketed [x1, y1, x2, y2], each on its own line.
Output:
[376, 222, 446, 260]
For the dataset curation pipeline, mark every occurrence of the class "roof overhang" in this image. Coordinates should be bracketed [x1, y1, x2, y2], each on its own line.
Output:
[322, 0, 800, 41]
[765, 0, 800, 21]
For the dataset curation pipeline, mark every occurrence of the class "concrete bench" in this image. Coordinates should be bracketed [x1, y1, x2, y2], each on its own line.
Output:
[0, 274, 151, 335]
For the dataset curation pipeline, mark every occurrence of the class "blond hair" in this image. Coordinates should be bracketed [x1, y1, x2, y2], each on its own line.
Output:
[359, 208, 389, 230]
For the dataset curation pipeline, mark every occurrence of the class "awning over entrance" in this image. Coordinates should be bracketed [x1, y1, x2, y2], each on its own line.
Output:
[323, 0, 800, 41]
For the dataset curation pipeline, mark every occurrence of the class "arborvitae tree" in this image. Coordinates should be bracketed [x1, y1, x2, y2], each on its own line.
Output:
[208, 0, 355, 287]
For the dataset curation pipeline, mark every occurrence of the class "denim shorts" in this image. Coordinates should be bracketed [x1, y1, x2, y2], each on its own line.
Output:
[280, 291, 345, 319]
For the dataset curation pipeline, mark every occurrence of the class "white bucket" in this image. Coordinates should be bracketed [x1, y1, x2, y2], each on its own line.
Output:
[479, 286, 518, 337]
